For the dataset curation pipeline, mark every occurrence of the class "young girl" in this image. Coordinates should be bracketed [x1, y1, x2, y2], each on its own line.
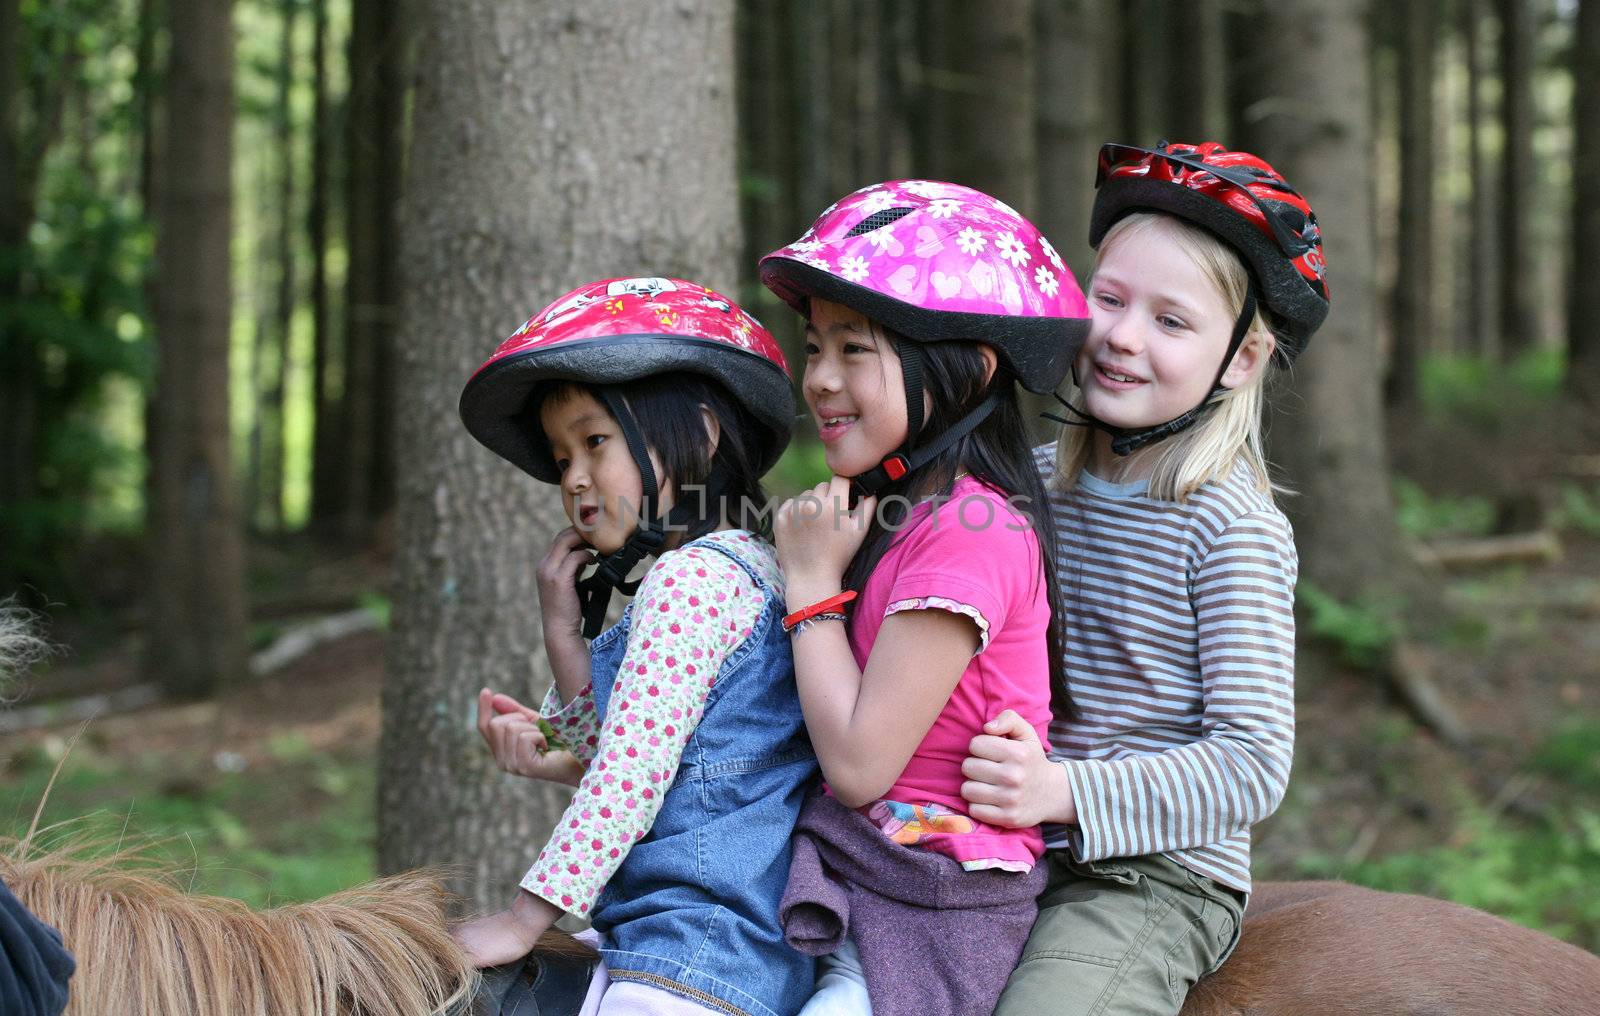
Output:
[959, 142, 1324, 1016]
[759, 181, 1091, 1016]
[453, 277, 819, 1016]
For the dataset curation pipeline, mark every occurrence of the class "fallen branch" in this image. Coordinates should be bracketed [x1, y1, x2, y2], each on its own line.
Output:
[0, 683, 161, 735]
[1387, 639, 1473, 750]
[1411, 530, 1560, 571]
[249, 608, 382, 676]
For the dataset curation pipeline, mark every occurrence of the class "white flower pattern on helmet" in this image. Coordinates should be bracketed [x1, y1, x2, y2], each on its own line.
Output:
[903, 180, 951, 199]
[859, 190, 895, 216]
[995, 231, 1031, 268]
[956, 227, 987, 256]
[1034, 265, 1059, 297]
[789, 239, 823, 253]
[927, 198, 961, 219]
[1039, 235, 1064, 271]
[864, 226, 896, 251]
[839, 255, 871, 283]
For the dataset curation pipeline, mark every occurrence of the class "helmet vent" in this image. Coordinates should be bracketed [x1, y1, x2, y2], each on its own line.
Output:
[846, 207, 914, 236]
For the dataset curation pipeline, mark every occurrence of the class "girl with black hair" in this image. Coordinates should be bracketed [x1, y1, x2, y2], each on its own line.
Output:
[455, 278, 818, 1016]
[759, 181, 1091, 1016]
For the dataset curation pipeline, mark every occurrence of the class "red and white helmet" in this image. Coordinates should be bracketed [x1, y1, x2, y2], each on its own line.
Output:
[760, 180, 1090, 394]
[459, 277, 794, 482]
[1090, 141, 1329, 361]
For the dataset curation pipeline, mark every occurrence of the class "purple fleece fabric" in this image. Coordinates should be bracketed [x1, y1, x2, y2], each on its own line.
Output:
[780, 792, 1047, 1016]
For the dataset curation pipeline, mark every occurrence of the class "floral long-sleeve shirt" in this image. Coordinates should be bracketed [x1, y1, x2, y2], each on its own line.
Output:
[520, 530, 781, 916]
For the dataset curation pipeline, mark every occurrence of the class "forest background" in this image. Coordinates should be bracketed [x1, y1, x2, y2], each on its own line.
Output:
[4, 0, 1600, 949]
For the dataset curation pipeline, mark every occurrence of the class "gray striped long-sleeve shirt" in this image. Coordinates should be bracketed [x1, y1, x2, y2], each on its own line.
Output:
[1033, 443, 1297, 893]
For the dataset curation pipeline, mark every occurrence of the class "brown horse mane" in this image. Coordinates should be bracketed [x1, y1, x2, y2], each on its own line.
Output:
[4, 828, 483, 1016]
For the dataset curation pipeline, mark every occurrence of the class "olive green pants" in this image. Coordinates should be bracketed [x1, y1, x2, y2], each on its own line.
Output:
[992, 852, 1245, 1016]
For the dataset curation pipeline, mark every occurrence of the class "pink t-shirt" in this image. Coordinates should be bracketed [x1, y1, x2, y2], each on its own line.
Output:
[846, 476, 1053, 869]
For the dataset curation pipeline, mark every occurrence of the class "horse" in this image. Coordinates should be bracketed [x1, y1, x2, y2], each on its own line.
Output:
[9, 833, 1600, 1016]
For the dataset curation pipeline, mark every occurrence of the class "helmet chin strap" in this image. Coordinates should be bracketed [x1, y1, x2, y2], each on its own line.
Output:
[848, 342, 1001, 504]
[575, 390, 727, 639]
[1045, 279, 1258, 457]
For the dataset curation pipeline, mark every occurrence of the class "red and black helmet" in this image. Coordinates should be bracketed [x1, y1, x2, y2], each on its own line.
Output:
[1089, 141, 1329, 361]
[458, 277, 794, 482]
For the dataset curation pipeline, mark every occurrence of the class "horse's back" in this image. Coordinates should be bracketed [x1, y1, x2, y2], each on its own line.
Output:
[1183, 880, 1600, 1016]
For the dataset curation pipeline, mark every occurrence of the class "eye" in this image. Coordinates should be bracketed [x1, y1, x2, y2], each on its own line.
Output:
[843, 342, 870, 354]
[803, 342, 820, 356]
[586, 434, 607, 450]
[555, 458, 570, 473]
[1158, 314, 1188, 331]
[1093, 291, 1121, 308]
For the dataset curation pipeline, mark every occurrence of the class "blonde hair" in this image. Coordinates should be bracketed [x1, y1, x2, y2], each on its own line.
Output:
[1052, 212, 1281, 503]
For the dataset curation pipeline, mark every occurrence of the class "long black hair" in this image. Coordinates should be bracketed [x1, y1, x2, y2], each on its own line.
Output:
[838, 326, 1073, 718]
[538, 373, 774, 543]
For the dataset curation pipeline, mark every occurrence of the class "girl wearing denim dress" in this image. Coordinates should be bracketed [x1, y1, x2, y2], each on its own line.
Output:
[455, 278, 818, 1016]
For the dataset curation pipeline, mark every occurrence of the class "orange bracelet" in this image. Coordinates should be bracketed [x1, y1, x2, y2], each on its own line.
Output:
[781, 590, 858, 632]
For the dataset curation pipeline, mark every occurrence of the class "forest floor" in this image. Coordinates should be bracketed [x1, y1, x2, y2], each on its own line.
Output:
[3, 387, 1599, 945]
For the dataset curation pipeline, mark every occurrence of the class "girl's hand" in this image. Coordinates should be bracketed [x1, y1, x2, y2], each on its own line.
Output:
[960, 709, 1077, 828]
[452, 891, 558, 968]
[774, 476, 875, 602]
[537, 527, 596, 645]
[476, 688, 585, 786]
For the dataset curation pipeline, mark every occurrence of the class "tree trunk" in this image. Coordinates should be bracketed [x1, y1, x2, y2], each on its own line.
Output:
[943, 0, 1036, 212]
[1242, 0, 1409, 603]
[1124, 0, 1172, 140]
[341, 0, 402, 538]
[1498, 0, 1537, 357]
[379, 0, 742, 910]
[1036, 0, 1120, 287]
[1570, 0, 1600, 403]
[262, 0, 299, 531]
[1168, 0, 1227, 142]
[1389, 0, 1435, 406]
[1461, 0, 1496, 358]
[308, 0, 338, 534]
[146, 0, 248, 699]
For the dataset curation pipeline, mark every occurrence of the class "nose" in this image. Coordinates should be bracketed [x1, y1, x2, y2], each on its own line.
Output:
[1098, 310, 1144, 357]
[562, 461, 590, 497]
[804, 351, 842, 401]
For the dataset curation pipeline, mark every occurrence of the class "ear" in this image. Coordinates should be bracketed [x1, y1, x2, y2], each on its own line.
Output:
[978, 345, 999, 387]
[699, 404, 721, 456]
[1220, 328, 1274, 389]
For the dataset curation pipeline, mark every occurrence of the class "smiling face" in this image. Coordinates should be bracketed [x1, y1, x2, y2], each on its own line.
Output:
[801, 299, 911, 478]
[1077, 215, 1246, 434]
[539, 386, 667, 554]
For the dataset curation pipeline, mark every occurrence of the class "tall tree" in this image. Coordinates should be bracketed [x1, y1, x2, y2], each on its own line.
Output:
[307, 0, 336, 534]
[1389, 0, 1436, 406]
[1461, 0, 1496, 358]
[1571, 0, 1600, 403]
[1035, 0, 1120, 285]
[1168, 0, 1228, 142]
[1243, 0, 1404, 599]
[1498, 0, 1537, 357]
[379, 0, 742, 909]
[941, 0, 1036, 212]
[1240, 0, 1466, 742]
[146, 0, 247, 698]
[338, 0, 401, 537]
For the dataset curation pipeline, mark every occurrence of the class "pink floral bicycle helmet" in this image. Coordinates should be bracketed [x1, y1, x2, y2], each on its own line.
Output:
[760, 179, 1090, 395]
[761, 180, 1089, 494]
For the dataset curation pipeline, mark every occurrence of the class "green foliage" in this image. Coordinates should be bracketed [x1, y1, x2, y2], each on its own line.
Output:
[765, 441, 831, 498]
[3, 0, 154, 595]
[1295, 720, 1600, 951]
[1393, 478, 1497, 540]
[1297, 582, 1403, 669]
[3, 741, 374, 908]
[1418, 349, 1566, 425]
[1552, 484, 1600, 539]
